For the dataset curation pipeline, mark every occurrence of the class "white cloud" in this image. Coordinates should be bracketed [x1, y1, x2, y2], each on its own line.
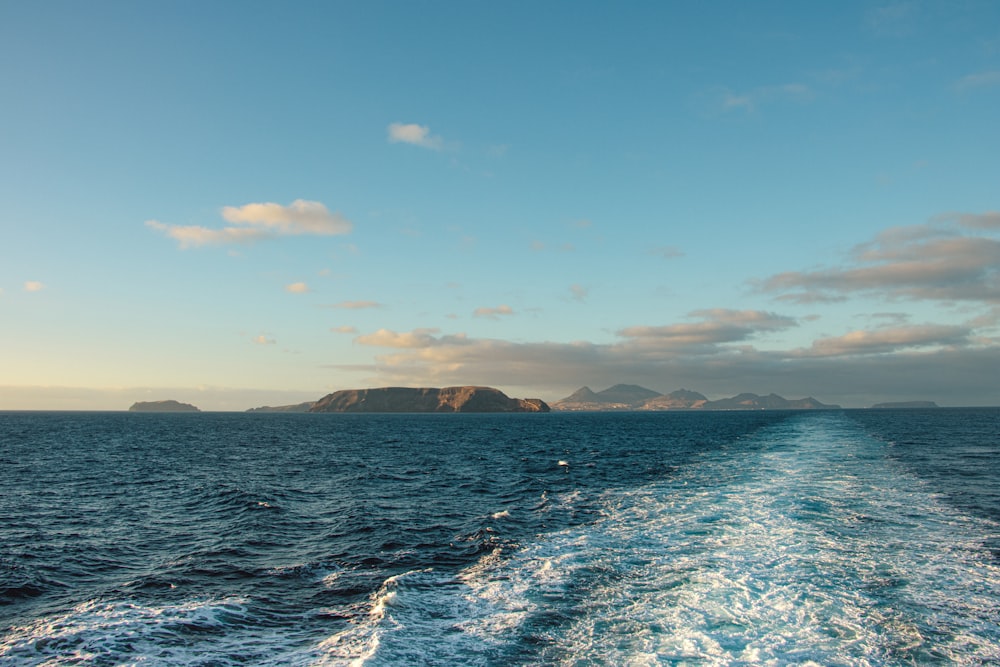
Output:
[147, 199, 352, 249]
[24, 281, 45, 292]
[942, 210, 1000, 230]
[865, 2, 917, 36]
[801, 324, 971, 357]
[387, 122, 445, 150]
[327, 300, 383, 310]
[356, 328, 470, 349]
[711, 83, 813, 113]
[954, 70, 1000, 91]
[473, 305, 514, 319]
[331, 325, 358, 334]
[758, 213, 1000, 304]
[285, 282, 310, 294]
[724, 93, 754, 111]
[619, 309, 797, 350]
[651, 245, 684, 260]
[145, 220, 269, 248]
[221, 200, 351, 236]
[253, 335, 276, 345]
[865, 312, 911, 326]
[570, 284, 588, 301]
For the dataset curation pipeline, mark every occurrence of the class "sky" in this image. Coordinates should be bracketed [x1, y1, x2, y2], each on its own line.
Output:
[1, 1, 999, 410]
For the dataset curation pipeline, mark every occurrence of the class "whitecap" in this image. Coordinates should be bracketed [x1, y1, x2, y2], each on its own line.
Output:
[0, 596, 257, 665]
[310, 413, 1000, 665]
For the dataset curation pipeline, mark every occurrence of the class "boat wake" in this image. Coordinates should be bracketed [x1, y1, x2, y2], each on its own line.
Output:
[320, 413, 1000, 665]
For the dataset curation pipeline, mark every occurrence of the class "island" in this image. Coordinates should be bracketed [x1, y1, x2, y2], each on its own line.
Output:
[551, 384, 840, 411]
[310, 386, 549, 413]
[128, 400, 200, 412]
[870, 401, 939, 409]
[246, 402, 316, 413]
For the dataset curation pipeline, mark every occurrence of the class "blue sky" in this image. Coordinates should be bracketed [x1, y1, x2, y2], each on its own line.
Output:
[2, 1, 998, 409]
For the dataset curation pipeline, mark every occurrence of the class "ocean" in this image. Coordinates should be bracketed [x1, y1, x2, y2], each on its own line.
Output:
[1, 408, 998, 665]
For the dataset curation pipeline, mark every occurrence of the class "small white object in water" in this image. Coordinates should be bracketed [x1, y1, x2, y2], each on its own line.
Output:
[558, 460, 569, 467]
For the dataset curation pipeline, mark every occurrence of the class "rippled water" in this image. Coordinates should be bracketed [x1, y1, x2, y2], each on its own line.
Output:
[1, 409, 998, 665]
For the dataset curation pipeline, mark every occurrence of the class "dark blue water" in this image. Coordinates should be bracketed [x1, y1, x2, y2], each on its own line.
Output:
[1, 409, 997, 664]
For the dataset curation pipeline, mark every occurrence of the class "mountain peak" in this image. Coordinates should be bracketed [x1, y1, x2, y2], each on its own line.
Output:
[553, 383, 662, 410]
[551, 385, 839, 411]
[594, 384, 662, 403]
[562, 386, 599, 402]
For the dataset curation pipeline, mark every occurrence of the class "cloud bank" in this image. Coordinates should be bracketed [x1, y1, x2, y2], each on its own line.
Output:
[333, 299, 998, 407]
[757, 213, 1000, 304]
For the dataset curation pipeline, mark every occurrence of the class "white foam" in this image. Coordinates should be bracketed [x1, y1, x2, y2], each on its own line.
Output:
[531, 414, 1000, 665]
[313, 413, 1000, 665]
[0, 596, 258, 665]
[314, 568, 498, 665]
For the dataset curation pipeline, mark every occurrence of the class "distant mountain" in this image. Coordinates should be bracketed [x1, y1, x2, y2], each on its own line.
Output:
[703, 393, 839, 410]
[310, 386, 549, 413]
[641, 389, 709, 410]
[552, 384, 663, 410]
[129, 400, 200, 413]
[552, 385, 839, 411]
[560, 386, 601, 403]
[246, 402, 316, 413]
[596, 384, 662, 404]
[870, 401, 939, 409]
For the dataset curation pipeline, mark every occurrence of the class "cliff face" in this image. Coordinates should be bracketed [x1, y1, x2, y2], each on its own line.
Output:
[128, 400, 200, 412]
[310, 386, 550, 413]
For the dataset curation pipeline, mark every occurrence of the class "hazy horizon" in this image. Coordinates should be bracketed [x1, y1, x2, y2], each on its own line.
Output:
[0, 381, 992, 413]
[3, 2, 998, 411]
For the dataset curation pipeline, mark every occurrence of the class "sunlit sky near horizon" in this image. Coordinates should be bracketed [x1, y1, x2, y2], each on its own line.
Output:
[2, 1, 999, 410]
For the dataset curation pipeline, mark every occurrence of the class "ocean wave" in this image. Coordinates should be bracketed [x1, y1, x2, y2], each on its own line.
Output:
[326, 413, 1000, 665]
[0, 597, 259, 665]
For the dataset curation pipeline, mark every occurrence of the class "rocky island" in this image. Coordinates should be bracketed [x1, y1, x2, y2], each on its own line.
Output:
[870, 401, 939, 409]
[310, 386, 549, 413]
[128, 400, 200, 413]
[551, 384, 840, 411]
[246, 402, 316, 413]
